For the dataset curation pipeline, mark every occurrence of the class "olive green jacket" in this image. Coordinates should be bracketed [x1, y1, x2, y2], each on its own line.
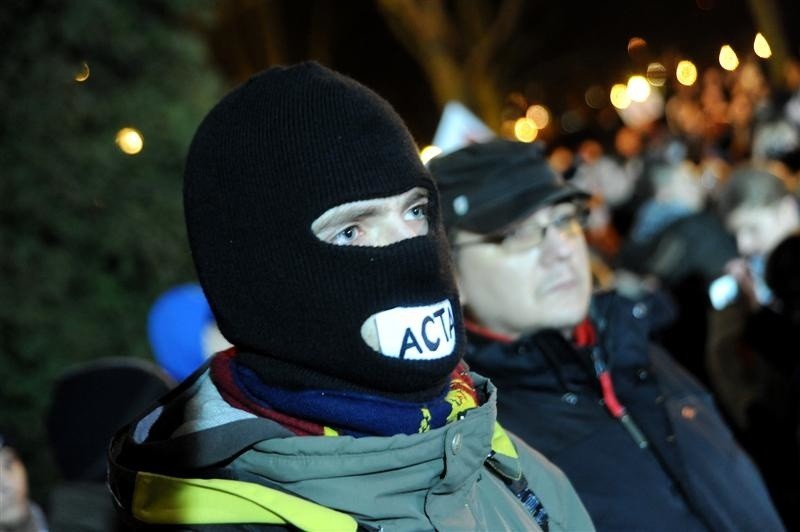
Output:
[109, 369, 593, 531]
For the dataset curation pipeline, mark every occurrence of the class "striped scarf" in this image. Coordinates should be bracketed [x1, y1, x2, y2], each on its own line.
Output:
[211, 349, 479, 437]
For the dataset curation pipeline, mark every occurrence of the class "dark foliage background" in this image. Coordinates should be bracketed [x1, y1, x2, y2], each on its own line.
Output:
[0, 0, 223, 499]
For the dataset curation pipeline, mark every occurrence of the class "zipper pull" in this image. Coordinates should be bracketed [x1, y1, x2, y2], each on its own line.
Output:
[619, 413, 649, 449]
[597, 370, 650, 449]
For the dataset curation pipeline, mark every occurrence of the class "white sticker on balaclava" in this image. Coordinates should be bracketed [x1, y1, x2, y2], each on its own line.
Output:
[365, 299, 457, 360]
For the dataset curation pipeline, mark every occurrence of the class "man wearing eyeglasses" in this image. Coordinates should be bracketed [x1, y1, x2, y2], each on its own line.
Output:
[429, 139, 782, 532]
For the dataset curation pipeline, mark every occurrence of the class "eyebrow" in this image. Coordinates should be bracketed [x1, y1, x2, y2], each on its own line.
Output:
[313, 189, 429, 234]
[403, 189, 429, 209]
[314, 205, 381, 233]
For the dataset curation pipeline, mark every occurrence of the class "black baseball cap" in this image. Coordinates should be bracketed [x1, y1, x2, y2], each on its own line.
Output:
[429, 139, 589, 235]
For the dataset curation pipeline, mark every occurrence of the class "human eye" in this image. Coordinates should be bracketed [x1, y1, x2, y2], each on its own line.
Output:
[502, 222, 544, 250]
[554, 203, 585, 226]
[332, 225, 361, 245]
[405, 200, 428, 221]
[575, 205, 590, 226]
[552, 212, 575, 229]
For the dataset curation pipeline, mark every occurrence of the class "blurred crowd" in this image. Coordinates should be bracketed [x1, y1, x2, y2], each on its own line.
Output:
[545, 56, 800, 527]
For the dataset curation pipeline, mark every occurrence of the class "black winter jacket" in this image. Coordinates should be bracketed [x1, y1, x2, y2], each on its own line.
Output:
[466, 291, 782, 532]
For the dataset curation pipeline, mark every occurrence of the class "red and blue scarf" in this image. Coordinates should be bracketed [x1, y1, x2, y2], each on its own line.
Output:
[211, 349, 479, 437]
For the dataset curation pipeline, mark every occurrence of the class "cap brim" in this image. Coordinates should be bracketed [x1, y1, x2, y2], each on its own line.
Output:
[459, 186, 590, 235]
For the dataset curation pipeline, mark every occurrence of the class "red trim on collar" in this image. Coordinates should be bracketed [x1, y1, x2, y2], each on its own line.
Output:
[466, 318, 597, 346]
[572, 319, 597, 347]
[464, 319, 516, 344]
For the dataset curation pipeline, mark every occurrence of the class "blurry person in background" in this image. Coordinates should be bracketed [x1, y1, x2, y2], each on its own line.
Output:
[719, 168, 800, 300]
[0, 434, 48, 532]
[708, 168, 800, 527]
[46, 359, 173, 532]
[750, 230, 800, 376]
[608, 126, 649, 238]
[147, 283, 232, 382]
[751, 117, 800, 190]
[626, 162, 706, 250]
[761, 232, 800, 471]
[430, 138, 783, 532]
[755, 230, 800, 397]
[748, 231, 800, 528]
[569, 138, 637, 259]
[617, 161, 737, 384]
[766, 230, 800, 328]
[107, 63, 592, 532]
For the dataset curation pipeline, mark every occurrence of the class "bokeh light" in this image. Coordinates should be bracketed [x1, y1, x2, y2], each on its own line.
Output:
[617, 87, 664, 129]
[116, 127, 144, 155]
[585, 85, 606, 109]
[514, 118, 538, 142]
[514, 116, 539, 142]
[560, 110, 585, 133]
[719, 45, 739, 71]
[610, 84, 631, 109]
[676, 60, 698, 86]
[525, 104, 550, 129]
[419, 145, 442, 165]
[754, 33, 772, 59]
[646, 62, 667, 86]
[627, 75, 651, 102]
[627, 37, 647, 56]
[74, 62, 90, 82]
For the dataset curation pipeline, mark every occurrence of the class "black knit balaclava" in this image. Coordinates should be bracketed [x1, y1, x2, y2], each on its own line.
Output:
[184, 62, 463, 401]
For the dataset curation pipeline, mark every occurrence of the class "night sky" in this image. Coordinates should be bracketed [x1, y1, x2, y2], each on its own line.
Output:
[210, 0, 800, 143]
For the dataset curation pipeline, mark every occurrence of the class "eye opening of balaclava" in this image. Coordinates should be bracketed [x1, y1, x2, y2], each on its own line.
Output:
[184, 62, 464, 401]
[309, 185, 432, 249]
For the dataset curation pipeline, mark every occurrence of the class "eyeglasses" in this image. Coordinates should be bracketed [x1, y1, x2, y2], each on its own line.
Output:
[454, 203, 589, 253]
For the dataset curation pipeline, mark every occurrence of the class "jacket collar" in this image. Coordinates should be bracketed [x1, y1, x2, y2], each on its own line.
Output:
[229, 373, 501, 529]
[464, 291, 653, 392]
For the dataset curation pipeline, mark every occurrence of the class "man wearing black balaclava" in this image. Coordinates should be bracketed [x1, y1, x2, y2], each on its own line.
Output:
[107, 63, 592, 531]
